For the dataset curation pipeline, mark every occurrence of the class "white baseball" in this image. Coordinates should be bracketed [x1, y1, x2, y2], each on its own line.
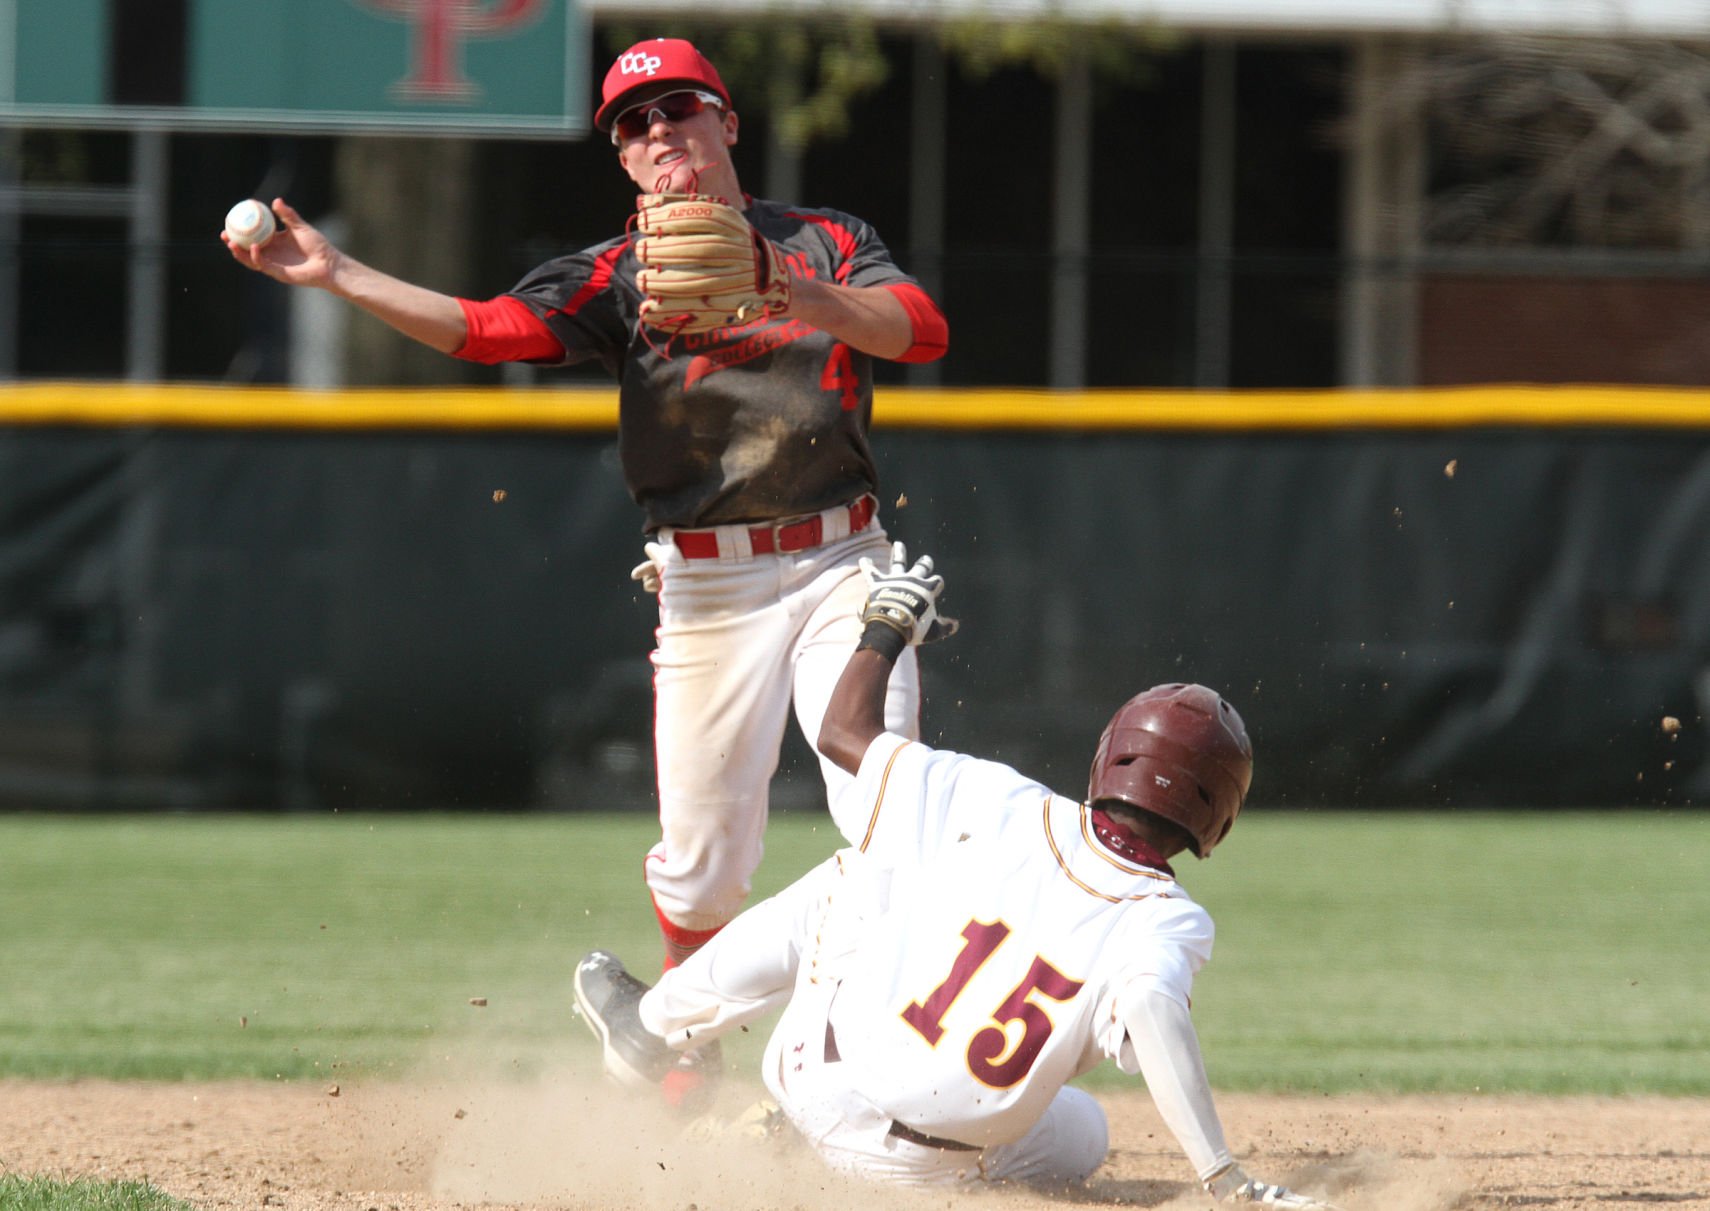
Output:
[224, 199, 276, 249]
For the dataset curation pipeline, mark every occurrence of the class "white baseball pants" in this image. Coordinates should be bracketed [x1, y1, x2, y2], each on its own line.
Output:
[641, 858, 1110, 1189]
[638, 518, 920, 935]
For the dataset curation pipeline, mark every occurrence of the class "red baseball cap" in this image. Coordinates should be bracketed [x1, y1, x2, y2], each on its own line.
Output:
[595, 39, 731, 132]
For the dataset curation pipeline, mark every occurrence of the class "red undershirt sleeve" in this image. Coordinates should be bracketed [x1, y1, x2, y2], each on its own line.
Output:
[882, 282, 950, 364]
[454, 295, 565, 364]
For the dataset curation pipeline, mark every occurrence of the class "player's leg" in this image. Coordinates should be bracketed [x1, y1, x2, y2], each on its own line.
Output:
[646, 553, 797, 966]
[977, 1086, 1109, 1187]
[788, 530, 922, 840]
[575, 858, 834, 1090]
[639, 855, 833, 1045]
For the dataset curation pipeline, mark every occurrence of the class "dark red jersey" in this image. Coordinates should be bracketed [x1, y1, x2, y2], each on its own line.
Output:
[475, 199, 941, 532]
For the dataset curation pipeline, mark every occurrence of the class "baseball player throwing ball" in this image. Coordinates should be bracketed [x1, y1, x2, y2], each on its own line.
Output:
[224, 34, 951, 1089]
[573, 544, 1342, 1202]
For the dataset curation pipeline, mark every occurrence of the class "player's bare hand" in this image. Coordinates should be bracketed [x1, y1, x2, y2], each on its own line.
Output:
[857, 541, 959, 645]
[1208, 1166, 1342, 1211]
[222, 198, 339, 289]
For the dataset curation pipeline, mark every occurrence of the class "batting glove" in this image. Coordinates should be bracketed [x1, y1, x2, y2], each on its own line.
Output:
[856, 542, 959, 660]
[1206, 1165, 1342, 1211]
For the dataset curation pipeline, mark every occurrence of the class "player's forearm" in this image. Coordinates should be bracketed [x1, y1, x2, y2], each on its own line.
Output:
[1121, 988, 1236, 1182]
[324, 256, 469, 354]
[818, 647, 894, 774]
[788, 279, 913, 359]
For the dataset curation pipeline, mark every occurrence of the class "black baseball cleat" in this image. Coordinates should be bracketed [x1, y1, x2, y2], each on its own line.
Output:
[572, 950, 678, 1090]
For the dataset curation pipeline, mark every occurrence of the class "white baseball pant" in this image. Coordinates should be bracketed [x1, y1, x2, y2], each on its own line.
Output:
[637, 511, 921, 937]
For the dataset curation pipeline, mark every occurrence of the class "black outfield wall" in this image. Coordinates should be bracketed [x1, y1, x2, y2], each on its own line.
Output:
[3, 390, 1706, 811]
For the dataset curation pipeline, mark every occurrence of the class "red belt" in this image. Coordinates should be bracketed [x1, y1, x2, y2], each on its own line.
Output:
[672, 495, 877, 560]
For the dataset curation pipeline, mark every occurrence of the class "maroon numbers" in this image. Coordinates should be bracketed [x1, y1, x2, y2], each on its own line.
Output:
[902, 920, 1009, 1044]
[968, 956, 1084, 1086]
[901, 919, 1084, 1088]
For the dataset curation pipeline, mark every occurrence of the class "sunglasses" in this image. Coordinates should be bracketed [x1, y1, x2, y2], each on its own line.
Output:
[610, 90, 724, 145]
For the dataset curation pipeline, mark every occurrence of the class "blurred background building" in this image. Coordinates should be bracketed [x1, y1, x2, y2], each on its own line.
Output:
[3, 1, 1708, 812]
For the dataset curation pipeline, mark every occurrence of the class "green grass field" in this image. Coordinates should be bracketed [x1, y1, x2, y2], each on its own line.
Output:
[0, 1177, 193, 1211]
[2, 810, 1705, 1094]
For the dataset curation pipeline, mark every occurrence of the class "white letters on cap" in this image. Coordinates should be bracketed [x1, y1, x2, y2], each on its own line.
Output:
[620, 51, 663, 76]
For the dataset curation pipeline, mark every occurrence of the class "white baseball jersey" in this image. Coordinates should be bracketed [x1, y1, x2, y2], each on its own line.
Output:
[643, 729, 1236, 1187]
[815, 731, 1214, 1146]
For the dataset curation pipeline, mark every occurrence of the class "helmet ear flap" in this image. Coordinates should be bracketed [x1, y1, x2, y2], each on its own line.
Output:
[1088, 684, 1252, 857]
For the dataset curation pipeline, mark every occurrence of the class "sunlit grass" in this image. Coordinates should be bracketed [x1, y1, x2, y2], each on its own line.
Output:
[0, 1176, 195, 1211]
[2, 809, 1705, 1093]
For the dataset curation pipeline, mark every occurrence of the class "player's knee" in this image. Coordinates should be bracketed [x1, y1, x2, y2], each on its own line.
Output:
[1048, 1086, 1110, 1181]
[648, 807, 766, 927]
[991, 1085, 1109, 1188]
[645, 853, 751, 932]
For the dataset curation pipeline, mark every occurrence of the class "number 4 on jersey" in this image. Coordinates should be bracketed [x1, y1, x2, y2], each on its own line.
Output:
[820, 343, 861, 411]
[901, 919, 1085, 1088]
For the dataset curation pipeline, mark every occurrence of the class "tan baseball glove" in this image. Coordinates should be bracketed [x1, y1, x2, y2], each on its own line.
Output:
[632, 193, 792, 334]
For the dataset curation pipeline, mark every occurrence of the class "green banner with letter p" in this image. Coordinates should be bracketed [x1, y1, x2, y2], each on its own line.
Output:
[0, 0, 587, 137]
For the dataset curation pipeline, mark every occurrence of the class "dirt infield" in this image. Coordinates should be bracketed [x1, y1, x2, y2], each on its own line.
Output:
[2, 1079, 1706, 1211]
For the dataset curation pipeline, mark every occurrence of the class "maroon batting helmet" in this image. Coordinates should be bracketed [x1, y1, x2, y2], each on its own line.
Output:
[1087, 684, 1253, 857]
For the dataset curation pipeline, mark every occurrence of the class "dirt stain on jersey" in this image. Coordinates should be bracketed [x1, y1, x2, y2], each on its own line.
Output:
[719, 413, 798, 487]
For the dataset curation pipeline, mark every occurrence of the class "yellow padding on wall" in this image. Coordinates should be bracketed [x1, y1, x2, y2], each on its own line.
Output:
[882, 385, 1710, 430]
[5, 381, 1710, 431]
[0, 383, 619, 430]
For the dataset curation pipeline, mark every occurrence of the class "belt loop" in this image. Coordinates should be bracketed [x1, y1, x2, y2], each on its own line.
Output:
[851, 493, 876, 535]
[830, 493, 875, 543]
[820, 502, 851, 544]
[716, 526, 754, 560]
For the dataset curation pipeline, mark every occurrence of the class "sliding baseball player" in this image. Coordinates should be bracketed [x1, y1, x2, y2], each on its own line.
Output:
[573, 544, 1343, 1202]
